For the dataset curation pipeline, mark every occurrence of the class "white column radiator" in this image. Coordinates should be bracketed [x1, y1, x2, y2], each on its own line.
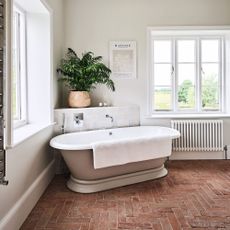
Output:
[171, 120, 223, 152]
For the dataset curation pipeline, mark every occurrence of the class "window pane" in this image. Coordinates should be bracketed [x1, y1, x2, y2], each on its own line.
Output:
[154, 64, 172, 86]
[201, 40, 219, 62]
[178, 85, 195, 109]
[12, 70, 18, 119]
[177, 40, 195, 62]
[177, 64, 195, 109]
[178, 64, 195, 85]
[154, 87, 172, 110]
[201, 64, 219, 110]
[153, 40, 171, 63]
[13, 8, 27, 125]
[12, 12, 20, 120]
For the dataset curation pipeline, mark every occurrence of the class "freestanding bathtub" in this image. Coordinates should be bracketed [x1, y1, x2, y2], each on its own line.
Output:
[50, 126, 180, 193]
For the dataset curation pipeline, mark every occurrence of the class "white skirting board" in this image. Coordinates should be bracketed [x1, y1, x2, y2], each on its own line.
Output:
[0, 160, 55, 230]
[170, 151, 226, 160]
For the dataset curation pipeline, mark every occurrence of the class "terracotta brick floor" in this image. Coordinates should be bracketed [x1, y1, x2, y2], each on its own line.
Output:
[21, 160, 230, 230]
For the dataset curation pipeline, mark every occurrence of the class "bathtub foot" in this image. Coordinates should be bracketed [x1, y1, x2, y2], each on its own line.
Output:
[66, 165, 168, 193]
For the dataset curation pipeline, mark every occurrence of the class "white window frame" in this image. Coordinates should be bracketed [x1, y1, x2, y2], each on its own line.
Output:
[147, 27, 230, 117]
[13, 5, 27, 128]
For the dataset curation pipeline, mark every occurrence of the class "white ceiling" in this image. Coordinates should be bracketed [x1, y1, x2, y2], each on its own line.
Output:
[14, 0, 48, 13]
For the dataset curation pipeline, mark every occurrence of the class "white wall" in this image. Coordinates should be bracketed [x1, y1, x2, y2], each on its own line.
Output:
[46, 0, 64, 108]
[27, 12, 51, 123]
[0, 127, 54, 229]
[0, 0, 64, 229]
[63, 0, 230, 147]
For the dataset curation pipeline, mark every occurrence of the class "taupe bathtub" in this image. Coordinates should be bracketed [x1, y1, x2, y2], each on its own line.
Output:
[50, 126, 180, 193]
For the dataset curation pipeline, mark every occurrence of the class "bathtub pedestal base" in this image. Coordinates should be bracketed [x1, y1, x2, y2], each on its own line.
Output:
[67, 165, 168, 193]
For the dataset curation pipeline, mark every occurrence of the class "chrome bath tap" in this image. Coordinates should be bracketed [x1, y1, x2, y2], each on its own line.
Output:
[105, 114, 114, 134]
[61, 113, 66, 134]
[105, 114, 114, 123]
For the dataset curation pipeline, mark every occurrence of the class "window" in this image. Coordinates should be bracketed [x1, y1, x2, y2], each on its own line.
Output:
[149, 28, 227, 115]
[12, 6, 27, 127]
[9, 1, 52, 146]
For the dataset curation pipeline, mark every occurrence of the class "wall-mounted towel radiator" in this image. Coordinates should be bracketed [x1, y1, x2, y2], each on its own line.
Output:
[171, 120, 223, 152]
[0, 0, 8, 185]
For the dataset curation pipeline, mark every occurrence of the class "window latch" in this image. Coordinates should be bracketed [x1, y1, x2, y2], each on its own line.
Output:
[201, 67, 205, 75]
[171, 66, 175, 76]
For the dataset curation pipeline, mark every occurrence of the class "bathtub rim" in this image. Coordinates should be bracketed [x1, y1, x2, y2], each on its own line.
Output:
[66, 164, 168, 193]
[50, 125, 180, 151]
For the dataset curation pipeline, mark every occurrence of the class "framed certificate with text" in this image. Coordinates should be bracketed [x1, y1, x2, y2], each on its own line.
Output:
[109, 41, 136, 79]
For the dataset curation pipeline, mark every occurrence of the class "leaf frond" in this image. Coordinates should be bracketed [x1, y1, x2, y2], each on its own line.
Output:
[57, 48, 115, 92]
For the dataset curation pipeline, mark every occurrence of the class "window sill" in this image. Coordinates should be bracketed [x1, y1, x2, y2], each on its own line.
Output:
[146, 113, 230, 119]
[9, 122, 55, 148]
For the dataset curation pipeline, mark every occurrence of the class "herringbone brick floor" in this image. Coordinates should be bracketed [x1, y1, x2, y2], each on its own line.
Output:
[21, 160, 230, 230]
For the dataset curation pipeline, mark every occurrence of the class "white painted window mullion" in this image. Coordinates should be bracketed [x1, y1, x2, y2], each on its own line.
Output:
[150, 39, 155, 114]
[219, 38, 224, 112]
[173, 38, 177, 112]
[197, 38, 201, 113]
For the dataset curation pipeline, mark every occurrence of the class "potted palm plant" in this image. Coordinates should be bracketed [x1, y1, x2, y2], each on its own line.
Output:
[57, 48, 115, 108]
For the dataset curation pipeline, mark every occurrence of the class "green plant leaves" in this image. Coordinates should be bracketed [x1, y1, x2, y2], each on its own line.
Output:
[57, 49, 115, 92]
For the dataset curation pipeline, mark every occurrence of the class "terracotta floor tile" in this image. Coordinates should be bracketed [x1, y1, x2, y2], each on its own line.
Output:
[20, 160, 230, 230]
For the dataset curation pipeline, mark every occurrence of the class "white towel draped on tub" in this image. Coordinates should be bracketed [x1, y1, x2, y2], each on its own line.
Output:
[92, 136, 172, 169]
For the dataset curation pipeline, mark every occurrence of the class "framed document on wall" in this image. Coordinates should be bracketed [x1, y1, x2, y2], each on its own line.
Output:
[109, 41, 136, 79]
